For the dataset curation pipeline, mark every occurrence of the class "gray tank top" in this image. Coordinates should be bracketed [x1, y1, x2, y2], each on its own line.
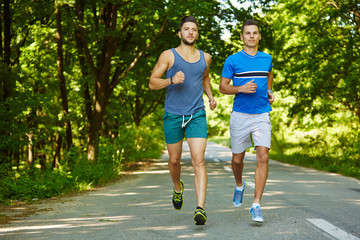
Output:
[165, 48, 207, 115]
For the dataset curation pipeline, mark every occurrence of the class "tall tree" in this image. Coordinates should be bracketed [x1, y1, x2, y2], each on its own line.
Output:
[266, 0, 360, 123]
[71, 0, 168, 161]
[3, 0, 10, 66]
[69, 0, 226, 161]
[55, 0, 73, 156]
[1, 0, 11, 101]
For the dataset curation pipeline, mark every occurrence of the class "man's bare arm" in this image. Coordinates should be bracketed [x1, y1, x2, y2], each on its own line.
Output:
[202, 52, 216, 110]
[219, 77, 257, 95]
[267, 71, 275, 105]
[149, 50, 172, 90]
[149, 50, 185, 90]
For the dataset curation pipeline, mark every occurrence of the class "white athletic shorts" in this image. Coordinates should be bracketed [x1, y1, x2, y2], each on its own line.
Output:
[230, 111, 271, 154]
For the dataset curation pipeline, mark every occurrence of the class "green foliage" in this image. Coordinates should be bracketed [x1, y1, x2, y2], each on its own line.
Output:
[103, 113, 165, 162]
[69, 154, 118, 189]
[2, 0, 358, 205]
[0, 158, 115, 204]
[268, 94, 360, 179]
[209, 0, 360, 180]
[0, 168, 72, 204]
[265, 0, 360, 122]
[264, 0, 359, 179]
[0, 0, 233, 205]
[0, 113, 165, 204]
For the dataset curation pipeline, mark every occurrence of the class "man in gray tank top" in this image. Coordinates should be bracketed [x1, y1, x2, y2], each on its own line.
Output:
[149, 15, 217, 225]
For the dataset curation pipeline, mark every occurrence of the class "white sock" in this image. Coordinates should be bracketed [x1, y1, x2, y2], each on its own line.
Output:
[235, 184, 244, 191]
[252, 203, 260, 208]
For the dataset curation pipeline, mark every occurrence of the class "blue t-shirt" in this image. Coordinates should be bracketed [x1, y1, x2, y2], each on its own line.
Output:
[221, 50, 273, 114]
[164, 48, 207, 115]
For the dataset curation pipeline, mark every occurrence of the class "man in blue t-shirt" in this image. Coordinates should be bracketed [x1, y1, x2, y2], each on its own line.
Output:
[219, 19, 275, 223]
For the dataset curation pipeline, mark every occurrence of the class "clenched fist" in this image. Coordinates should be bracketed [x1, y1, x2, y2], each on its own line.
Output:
[172, 71, 185, 84]
[240, 79, 257, 93]
[209, 97, 217, 110]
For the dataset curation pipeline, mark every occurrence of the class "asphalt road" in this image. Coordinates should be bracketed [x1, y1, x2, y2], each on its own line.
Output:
[1, 142, 359, 240]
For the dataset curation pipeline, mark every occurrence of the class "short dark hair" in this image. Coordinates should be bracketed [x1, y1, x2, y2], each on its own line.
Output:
[180, 15, 198, 29]
[241, 20, 259, 34]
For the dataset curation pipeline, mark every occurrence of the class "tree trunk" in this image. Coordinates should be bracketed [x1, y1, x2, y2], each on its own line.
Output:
[53, 132, 62, 169]
[86, 77, 110, 162]
[37, 138, 46, 171]
[55, 0, 73, 159]
[74, 0, 92, 129]
[0, 4, 3, 59]
[79, 2, 118, 162]
[3, 0, 10, 66]
[2, 0, 11, 101]
[26, 131, 34, 166]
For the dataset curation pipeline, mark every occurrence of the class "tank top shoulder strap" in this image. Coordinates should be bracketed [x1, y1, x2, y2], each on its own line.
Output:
[170, 48, 179, 58]
[199, 50, 205, 63]
[199, 49, 204, 57]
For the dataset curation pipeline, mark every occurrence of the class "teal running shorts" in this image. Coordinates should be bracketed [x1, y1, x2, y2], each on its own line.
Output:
[163, 109, 207, 144]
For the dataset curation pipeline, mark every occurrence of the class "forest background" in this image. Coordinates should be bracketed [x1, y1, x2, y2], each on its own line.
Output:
[0, 0, 359, 205]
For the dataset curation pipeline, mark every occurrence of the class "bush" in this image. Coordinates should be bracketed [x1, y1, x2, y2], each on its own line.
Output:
[0, 122, 166, 205]
[0, 168, 72, 203]
[111, 123, 164, 163]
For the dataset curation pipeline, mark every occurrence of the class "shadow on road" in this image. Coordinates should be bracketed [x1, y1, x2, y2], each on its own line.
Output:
[1, 142, 359, 239]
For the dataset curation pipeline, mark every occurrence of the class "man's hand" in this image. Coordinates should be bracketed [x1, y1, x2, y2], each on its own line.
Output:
[240, 79, 257, 93]
[209, 97, 217, 110]
[172, 71, 185, 84]
[268, 91, 275, 105]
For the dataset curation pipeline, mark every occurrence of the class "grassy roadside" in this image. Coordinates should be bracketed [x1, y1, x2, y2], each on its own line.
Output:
[209, 137, 360, 180]
[0, 158, 157, 225]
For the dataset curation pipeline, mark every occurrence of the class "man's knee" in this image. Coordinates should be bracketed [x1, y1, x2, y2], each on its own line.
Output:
[232, 153, 245, 165]
[169, 155, 181, 165]
[192, 157, 205, 168]
[256, 147, 269, 163]
[257, 154, 269, 165]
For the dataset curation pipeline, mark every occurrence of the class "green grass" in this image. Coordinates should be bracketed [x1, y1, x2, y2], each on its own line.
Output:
[209, 137, 360, 180]
[269, 152, 360, 179]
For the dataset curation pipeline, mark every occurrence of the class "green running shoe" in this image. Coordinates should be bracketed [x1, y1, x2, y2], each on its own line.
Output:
[172, 180, 184, 210]
[194, 208, 207, 225]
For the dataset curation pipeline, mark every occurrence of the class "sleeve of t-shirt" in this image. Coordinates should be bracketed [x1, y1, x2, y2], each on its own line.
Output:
[221, 57, 234, 79]
[269, 56, 273, 72]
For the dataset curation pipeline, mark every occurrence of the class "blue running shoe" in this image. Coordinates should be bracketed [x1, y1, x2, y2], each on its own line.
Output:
[249, 206, 264, 222]
[233, 181, 245, 207]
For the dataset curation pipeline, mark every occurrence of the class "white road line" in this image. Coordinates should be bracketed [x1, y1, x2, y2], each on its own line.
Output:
[307, 219, 359, 240]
